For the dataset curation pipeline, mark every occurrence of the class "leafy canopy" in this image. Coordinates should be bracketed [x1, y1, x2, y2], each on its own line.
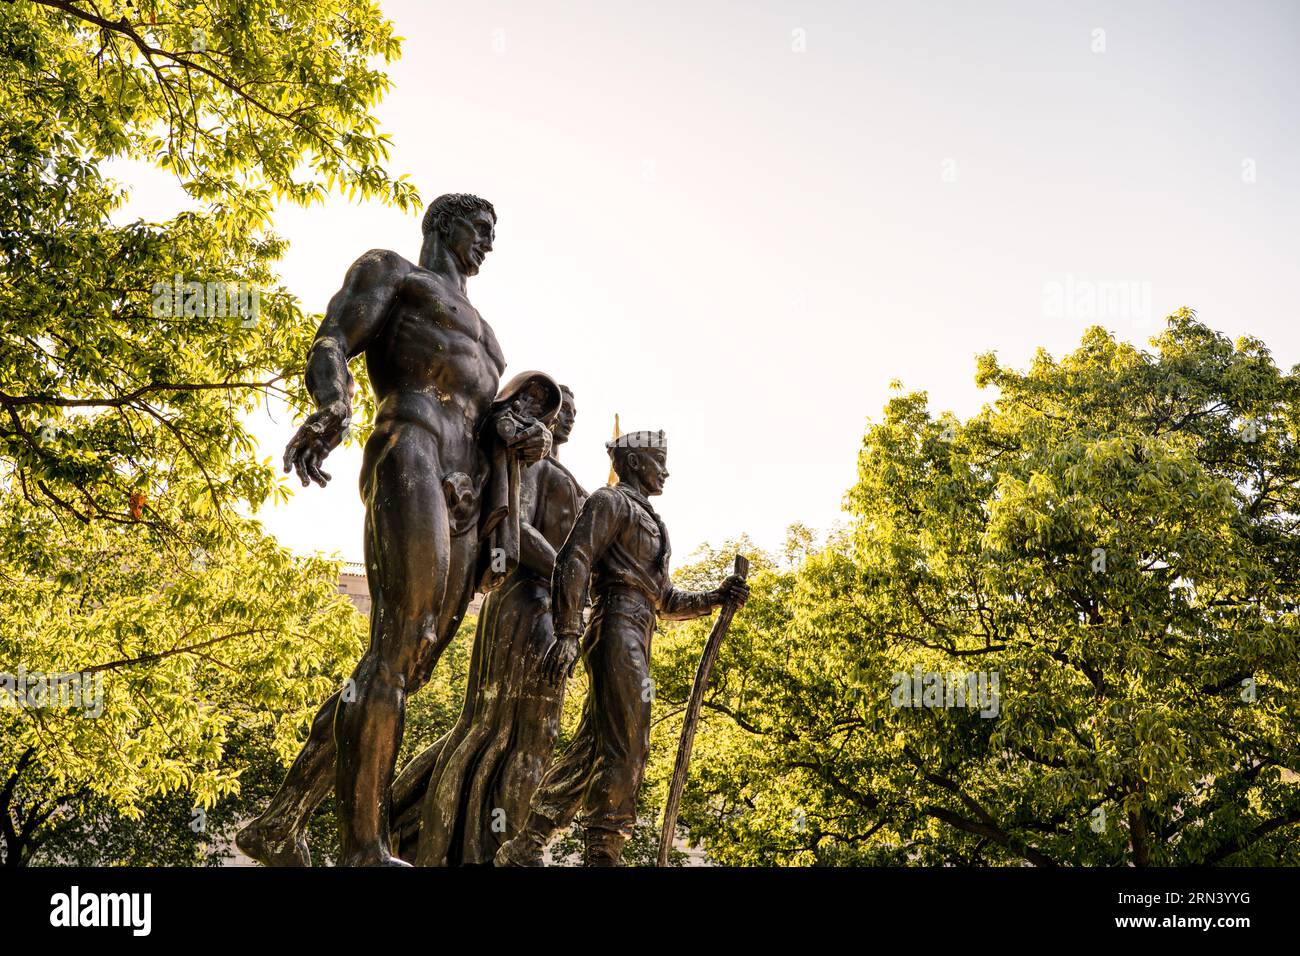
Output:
[655, 312, 1300, 866]
[0, 0, 413, 864]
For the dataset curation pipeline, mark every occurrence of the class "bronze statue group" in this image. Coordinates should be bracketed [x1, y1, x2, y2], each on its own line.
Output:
[236, 194, 748, 868]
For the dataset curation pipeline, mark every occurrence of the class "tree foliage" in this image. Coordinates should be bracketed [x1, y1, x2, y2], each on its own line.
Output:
[657, 313, 1300, 866]
[1, 0, 412, 532]
[0, 0, 415, 863]
[0, 498, 366, 866]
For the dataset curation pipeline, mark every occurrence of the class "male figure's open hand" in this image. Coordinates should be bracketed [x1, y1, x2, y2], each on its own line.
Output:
[283, 400, 350, 487]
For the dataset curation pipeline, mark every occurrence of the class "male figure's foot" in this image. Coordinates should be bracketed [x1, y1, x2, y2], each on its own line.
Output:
[235, 816, 311, 867]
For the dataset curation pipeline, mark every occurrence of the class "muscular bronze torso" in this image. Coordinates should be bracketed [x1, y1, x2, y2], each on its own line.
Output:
[368, 265, 505, 470]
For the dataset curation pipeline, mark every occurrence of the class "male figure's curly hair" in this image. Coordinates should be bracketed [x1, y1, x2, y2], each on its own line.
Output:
[421, 193, 496, 238]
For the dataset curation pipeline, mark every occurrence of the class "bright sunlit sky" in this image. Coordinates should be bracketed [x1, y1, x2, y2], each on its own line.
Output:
[111, 0, 1300, 564]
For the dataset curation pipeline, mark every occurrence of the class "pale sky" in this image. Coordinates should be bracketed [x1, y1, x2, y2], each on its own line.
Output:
[111, 0, 1300, 565]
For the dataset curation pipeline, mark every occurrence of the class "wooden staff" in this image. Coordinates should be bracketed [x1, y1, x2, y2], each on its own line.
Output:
[657, 553, 750, 866]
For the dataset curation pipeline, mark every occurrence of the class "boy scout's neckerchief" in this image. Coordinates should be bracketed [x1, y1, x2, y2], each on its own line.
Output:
[616, 484, 671, 576]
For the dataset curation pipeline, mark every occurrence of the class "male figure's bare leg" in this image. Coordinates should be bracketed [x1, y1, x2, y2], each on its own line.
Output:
[239, 514, 475, 866]
[236, 459, 399, 866]
[235, 690, 340, 866]
[393, 523, 481, 862]
[336, 428, 450, 866]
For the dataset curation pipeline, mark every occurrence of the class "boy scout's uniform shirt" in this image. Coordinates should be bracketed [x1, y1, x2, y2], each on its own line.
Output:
[551, 484, 713, 640]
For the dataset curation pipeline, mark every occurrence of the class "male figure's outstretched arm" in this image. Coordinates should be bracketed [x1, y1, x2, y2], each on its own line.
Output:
[283, 249, 411, 487]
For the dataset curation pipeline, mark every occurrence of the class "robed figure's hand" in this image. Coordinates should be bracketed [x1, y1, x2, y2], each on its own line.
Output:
[542, 634, 581, 685]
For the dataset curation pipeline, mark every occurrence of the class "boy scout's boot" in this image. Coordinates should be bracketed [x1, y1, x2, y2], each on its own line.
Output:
[493, 812, 553, 867]
[581, 827, 626, 867]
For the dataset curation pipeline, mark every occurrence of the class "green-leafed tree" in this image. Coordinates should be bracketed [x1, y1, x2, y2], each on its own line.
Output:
[0, 499, 367, 865]
[2, 0, 418, 530]
[18, 613, 476, 868]
[660, 313, 1300, 866]
[0, 1, 419, 864]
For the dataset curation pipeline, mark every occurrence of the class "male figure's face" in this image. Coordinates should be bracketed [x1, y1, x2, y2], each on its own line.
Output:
[443, 208, 496, 276]
[551, 391, 576, 444]
[629, 448, 669, 496]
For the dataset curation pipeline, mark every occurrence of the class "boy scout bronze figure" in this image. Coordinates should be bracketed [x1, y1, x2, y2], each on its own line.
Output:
[496, 430, 749, 866]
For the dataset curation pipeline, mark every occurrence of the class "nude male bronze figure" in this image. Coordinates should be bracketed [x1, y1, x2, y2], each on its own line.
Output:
[236, 194, 550, 867]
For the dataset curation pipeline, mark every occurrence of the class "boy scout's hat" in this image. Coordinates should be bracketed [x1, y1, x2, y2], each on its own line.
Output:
[605, 430, 667, 454]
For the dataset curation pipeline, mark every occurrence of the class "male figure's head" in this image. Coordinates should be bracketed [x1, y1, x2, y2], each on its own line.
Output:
[607, 430, 668, 496]
[549, 385, 577, 446]
[420, 193, 496, 276]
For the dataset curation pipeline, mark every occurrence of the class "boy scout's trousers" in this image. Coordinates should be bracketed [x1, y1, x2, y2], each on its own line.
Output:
[526, 586, 658, 862]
